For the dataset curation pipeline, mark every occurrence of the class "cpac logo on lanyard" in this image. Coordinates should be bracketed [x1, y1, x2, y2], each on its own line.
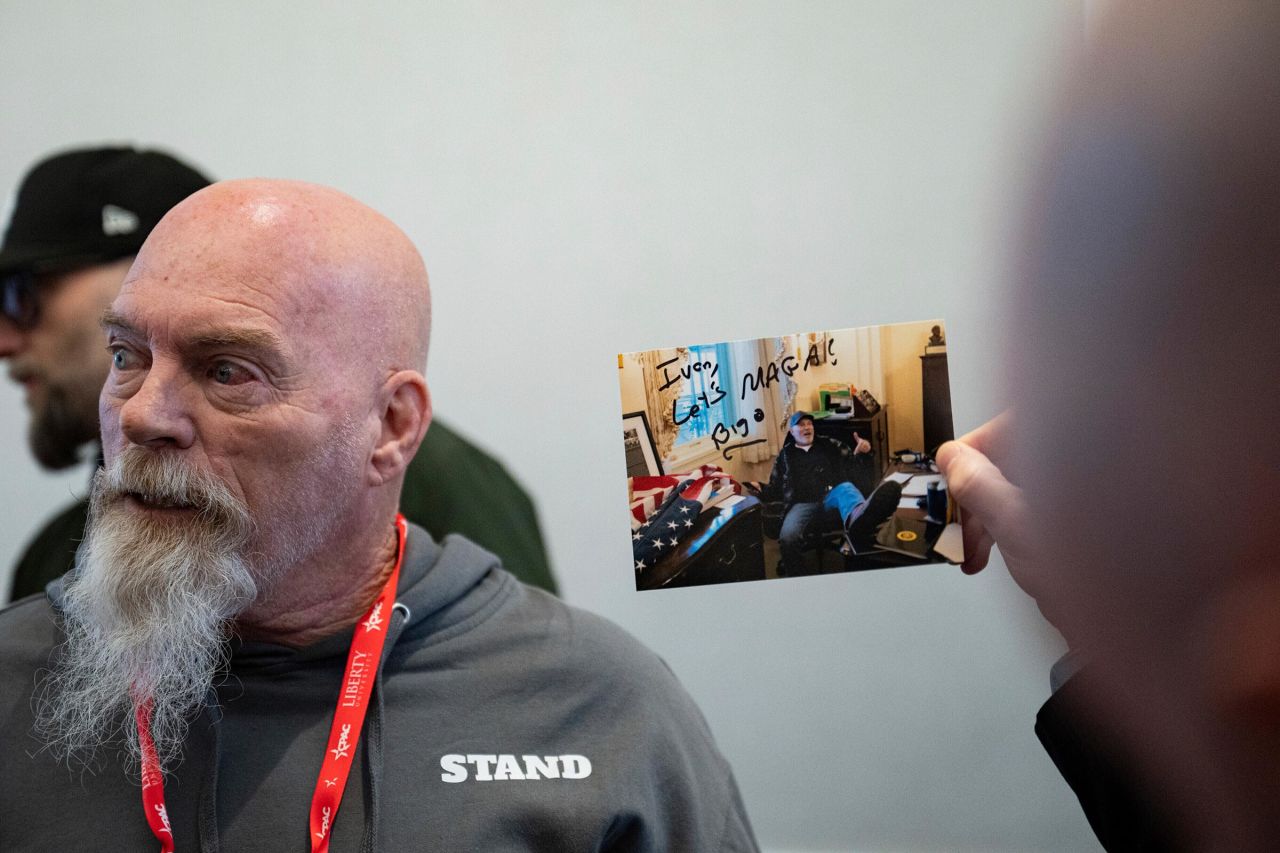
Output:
[330, 723, 353, 760]
[315, 806, 332, 842]
[136, 514, 408, 853]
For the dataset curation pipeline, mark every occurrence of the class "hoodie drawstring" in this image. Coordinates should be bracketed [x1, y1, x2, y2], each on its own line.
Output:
[358, 601, 411, 853]
[197, 688, 224, 853]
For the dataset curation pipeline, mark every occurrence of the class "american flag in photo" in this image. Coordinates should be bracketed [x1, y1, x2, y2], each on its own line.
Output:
[632, 471, 742, 574]
[629, 464, 725, 529]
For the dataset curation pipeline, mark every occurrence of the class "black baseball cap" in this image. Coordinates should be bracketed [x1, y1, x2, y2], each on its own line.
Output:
[0, 146, 212, 275]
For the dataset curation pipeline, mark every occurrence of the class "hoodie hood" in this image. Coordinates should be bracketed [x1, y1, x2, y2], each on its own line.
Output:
[392, 525, 505, 642]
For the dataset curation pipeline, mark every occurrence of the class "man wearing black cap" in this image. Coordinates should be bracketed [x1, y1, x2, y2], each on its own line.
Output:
[0, 149, 209, 475]
[0, 146, 557, 601]
[0, 148, 211, 601]
[746, 410, 901, 575]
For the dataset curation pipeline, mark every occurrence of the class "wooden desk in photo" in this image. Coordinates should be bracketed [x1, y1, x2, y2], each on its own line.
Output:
[838, 462, 949, 573]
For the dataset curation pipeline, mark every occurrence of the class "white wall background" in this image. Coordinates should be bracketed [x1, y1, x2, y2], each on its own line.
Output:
[0, 2, 1097, 849]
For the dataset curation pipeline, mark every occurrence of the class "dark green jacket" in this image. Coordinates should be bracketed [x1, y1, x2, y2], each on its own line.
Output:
[7, 418, 556, 601]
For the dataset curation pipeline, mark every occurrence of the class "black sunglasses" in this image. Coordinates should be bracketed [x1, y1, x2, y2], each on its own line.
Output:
[0, 270, 39, 330]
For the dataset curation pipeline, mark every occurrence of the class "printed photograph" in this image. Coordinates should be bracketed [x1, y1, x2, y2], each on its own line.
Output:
[618, 320, 961, 590]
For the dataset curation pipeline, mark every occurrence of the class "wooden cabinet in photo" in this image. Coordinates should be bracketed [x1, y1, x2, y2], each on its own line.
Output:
[920, 352, 954, 453]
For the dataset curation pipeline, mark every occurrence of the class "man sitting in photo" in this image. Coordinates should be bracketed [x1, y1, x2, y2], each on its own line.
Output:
[746, 411, 901, 575]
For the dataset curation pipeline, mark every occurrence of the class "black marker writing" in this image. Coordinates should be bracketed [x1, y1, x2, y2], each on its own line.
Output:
[666, 336, 839, 462]
[712, 417, 774, 462]
[740, 355, 800, 400]
[711, 418, 752, 450]
[804, 342, 823, 369]
[719, 439, 766, 461]
[671, 382, 728, 426]
[657, 355, 720, 392]
[673, 397, 696, 427]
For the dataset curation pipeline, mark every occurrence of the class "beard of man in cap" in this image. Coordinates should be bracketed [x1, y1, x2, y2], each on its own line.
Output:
[4, 262, 135, 470]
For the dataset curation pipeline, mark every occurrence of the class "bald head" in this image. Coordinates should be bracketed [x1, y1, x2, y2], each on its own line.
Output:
[130, 179, 431, 375]
[98, 178, 434, 623]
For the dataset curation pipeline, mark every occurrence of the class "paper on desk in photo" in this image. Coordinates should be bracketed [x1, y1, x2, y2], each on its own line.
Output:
[932, 522, 964, 564]
[884, 471, 913, 485]
[902, 474, 944, 497]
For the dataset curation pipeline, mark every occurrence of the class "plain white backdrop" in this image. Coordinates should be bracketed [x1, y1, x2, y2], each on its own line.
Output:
[1, 3, 1099, 850]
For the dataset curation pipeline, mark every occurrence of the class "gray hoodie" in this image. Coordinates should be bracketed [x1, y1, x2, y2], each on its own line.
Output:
[0, 524, 758, 851]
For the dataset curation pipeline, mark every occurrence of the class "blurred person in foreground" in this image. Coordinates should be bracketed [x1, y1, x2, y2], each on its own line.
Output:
[936, 3, 1280, 849]
[0, 178, 756, 850]
[0, 146, 555, 602]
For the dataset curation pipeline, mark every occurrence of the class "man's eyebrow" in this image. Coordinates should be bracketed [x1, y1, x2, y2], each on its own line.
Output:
[186, 327, 288, 356]
[99, 309, 140, 334]
[99, 310, 288, 360]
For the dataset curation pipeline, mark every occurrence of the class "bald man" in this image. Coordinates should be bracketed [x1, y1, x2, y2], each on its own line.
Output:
[937, 3, 1280, 849]
[0, 180, 757, 851]
[0, 146, 557, 603]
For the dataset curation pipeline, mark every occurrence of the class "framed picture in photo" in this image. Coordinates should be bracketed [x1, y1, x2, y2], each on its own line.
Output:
[622, 411, 662, 477]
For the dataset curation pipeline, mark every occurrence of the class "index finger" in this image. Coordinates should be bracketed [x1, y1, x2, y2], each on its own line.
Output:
[954, 410, 1014, 467]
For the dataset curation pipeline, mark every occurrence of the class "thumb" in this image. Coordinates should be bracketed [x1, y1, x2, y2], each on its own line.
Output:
[936, 440, 1026, 543]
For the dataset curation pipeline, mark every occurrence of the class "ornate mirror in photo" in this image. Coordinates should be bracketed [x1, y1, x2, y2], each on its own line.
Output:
[618, 320, 963, 590]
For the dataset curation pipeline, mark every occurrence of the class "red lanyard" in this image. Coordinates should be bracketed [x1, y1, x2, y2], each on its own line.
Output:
[137, 698, 174, 852]
[136, 514, 408, 853]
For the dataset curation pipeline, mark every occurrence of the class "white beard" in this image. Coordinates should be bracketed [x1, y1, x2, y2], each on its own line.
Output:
[34, 446, 257, 774]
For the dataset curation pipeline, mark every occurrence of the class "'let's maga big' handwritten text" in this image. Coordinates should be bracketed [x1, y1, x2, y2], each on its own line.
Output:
[657, 337, 838, 460]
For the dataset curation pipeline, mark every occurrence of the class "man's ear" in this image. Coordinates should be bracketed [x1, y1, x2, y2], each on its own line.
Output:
[369, 371, 431, 486]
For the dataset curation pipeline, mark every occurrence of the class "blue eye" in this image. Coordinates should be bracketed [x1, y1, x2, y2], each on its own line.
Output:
[111, 348, 131, 370]
[210, 360, 251, 385]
